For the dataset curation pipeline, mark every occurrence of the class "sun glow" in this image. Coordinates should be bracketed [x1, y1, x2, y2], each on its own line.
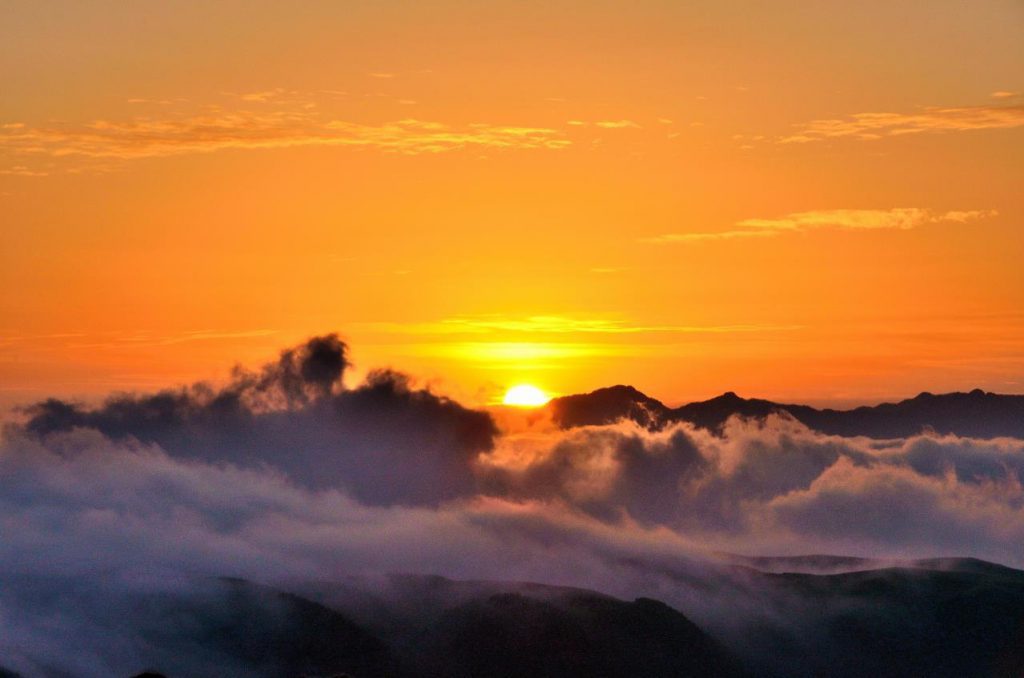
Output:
[502, 384, 550, 407]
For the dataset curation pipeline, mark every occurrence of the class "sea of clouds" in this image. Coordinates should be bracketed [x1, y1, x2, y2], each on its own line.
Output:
[3, 335, 1023, 676]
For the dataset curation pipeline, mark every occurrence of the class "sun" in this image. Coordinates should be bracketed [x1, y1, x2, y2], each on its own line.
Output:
[502, 384, 550, 407]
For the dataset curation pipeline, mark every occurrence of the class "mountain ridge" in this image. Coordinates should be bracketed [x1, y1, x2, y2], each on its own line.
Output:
[547, 386, 1024, 438]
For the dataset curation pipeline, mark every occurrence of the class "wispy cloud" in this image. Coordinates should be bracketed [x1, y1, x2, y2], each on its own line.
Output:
[0, 165, 49, 177]
[0, 328, 279, 352]
[642, 229, 779, 244]
[781, 104, 1024, 143]
[357, 316, 801, 371]
[735, 208, 996, 232]
[564, 120, 642, 129]
[0, 105, 569, 168]
[411, 341, 629, 365]
[594, 120, 641, 129]
[236, 88, 289, 103]
[359, 315, 799, 336]
[644, 208, 997, 244]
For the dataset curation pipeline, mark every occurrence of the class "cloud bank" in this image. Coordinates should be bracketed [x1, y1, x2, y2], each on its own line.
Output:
[479, 415, 1024, 562]
[4, 335, 1024, 675]
[13, 334, 1024, 564]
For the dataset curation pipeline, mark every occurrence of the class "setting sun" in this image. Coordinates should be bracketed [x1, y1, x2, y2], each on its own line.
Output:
[2, 3, 1023, 675]
[502, 384, 551, 407]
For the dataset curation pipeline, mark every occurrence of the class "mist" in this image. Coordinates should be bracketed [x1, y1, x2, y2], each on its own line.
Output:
[3, 335, 1024, 677]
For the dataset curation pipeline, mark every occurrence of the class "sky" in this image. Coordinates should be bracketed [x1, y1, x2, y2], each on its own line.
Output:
[5, 333, 1024, 677]
[2, 0, 1023, 409]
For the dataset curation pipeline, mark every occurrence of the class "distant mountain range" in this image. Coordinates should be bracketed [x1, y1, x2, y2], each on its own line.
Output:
[548, 386, 1024, 438]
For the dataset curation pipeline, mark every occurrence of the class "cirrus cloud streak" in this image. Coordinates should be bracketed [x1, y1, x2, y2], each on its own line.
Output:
[643, 208, 997, 244]
[781, 104, 1024, 143]
[0, 110, 569, 168]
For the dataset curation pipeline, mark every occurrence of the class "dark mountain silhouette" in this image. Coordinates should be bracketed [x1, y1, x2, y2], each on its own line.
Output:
[405, 590, 745, 678]
[299, 575, 746, 678]
[548, 386, 1024, 438]
[11, 561, 1024, 678]
[547, 385, 670, 429]
[69, 576, 741, 678]
[123, 577, 398, 678]
[748, 558, 1024, 678]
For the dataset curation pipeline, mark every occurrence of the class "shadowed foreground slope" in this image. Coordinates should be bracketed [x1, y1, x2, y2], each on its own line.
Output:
[721, 557, 1024, 678]
[3, 576, 740, 678]
[4, 560, 1024, 677]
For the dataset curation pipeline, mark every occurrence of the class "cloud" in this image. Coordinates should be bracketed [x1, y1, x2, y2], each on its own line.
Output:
[5, 335, 1024, 675]
[563, 120, 643, 129]
[351, 318, 800, 374]
[0, 165, 49, 177]
[411, 341, 633, 365]
[131, 328, 280, 345]
[478, 414, 1024, 563]
[781, 104, 1024, 143]
[235, 88, 290, 102]
[594, 120, 641, 129]
[15, 333, 1024, 567]
[361, 315, 800, 335]
[641, 229, 780, 244]
[735, 208, 995, 232]
[0, 108, 569, 168]
[767, 454, 1024, 560]
[22, 335, 498, 505]
[3, 419, 1022, 677]
[0, 425, 741, 677]
[643, 208, 997, 244]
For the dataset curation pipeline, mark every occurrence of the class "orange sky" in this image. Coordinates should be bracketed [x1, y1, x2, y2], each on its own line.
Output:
[2, 1, 1023, 410]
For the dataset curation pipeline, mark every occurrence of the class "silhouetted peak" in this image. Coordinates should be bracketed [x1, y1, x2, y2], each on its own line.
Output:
[547, 385, 668, 429]
[910, 389, 996, 403]
[588, 384, 651, 399]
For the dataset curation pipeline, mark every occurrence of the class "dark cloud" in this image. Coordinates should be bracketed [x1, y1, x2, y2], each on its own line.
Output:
[24, 333, 352, 439]
[20, 335, 496, 506]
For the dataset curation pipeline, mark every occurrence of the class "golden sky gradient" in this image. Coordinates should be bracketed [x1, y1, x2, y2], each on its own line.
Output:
[2, 1, 1023, 409]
